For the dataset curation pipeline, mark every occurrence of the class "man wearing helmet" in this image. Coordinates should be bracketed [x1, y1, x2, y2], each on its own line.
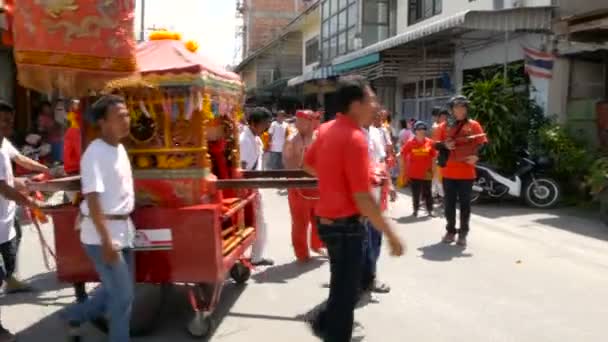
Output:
[433, 95, 487, 247]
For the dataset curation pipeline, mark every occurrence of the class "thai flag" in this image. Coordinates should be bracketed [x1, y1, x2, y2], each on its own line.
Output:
[523, 47, 554, 79]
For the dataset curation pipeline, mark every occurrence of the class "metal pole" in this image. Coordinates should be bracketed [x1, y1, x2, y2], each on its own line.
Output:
[140, 0, 145, 42]
[503, 31, 509, 85]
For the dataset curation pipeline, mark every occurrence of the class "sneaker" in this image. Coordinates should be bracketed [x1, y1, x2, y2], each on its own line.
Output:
[0, 326, 16, 342]
[65, 321, 82, 342]
[456, 235, 467, 247]
[442, 233, 456, 244]
[370, 280, 391, 294]
[412, 210, 418, 218]
[427, 209, 436, 217]
[251, 258, 274, 266]
[4, 277, 33, 294]
[311, 248, 327, 257]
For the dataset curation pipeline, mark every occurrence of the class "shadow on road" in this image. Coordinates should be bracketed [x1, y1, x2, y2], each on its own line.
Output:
[1, 272, 73, 307]
[252, 258, 325, 284]
[13, 280, 248, 341]
[392, 215, 432, 224]
[472, 202, 608, 242]
[418, 242, 473, 262]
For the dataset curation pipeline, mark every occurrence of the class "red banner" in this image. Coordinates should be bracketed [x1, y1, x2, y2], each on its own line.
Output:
[12, 0, 137, 96]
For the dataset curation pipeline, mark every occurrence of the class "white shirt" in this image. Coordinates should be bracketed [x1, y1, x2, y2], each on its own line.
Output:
[79, 139, 135, 248]
[0, 143, 16, 244]
[239, 126, 263, 171]
[364, 127, 385, 203]
[268, 121, 288, 152]
[367, 126, 387, 164]
[1, 138, 20, 160]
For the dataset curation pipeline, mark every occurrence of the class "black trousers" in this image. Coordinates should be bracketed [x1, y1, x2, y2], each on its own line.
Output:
[0, 237, 18, 286]
[314, 216, 365, 342]
[443, 178, 474, 235]
[410, 179, 433, 213]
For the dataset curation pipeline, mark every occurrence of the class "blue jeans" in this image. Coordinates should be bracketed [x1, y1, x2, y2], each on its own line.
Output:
[63, 245, 135, 342]
[362, 220, 382, 290]
[266, 151, 284, 170]
[313, 216, 365, 342]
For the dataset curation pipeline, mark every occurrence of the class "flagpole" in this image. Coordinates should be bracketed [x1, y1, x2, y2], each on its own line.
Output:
[503, 31, 509, 86]
[139, 0, 146, 42]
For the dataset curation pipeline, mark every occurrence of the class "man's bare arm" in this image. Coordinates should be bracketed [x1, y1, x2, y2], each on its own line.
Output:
[282, 135, 300, 169]
[84, 192, 112, 245]
[0, 181, 37, 207]
[14, 154, 49, 173]
[303, 163, 317, 177]
[353, 192, 404, 256]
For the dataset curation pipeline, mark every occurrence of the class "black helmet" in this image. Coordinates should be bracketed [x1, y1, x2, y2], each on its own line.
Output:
[448, 95, 469, 108]
[414, 121, 428, 131]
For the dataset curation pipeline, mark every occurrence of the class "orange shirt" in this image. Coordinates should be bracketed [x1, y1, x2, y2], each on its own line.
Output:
[304, 114, 371, 219]
[433, 119, 487, 180]
[63, 127, 81, 174]
[401, 137, 437, 180]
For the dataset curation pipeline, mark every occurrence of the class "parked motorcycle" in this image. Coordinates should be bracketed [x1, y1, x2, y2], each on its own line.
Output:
[472, 150, 560, 208]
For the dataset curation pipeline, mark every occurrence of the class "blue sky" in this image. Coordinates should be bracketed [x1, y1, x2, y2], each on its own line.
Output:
[134, 0, 240, 66]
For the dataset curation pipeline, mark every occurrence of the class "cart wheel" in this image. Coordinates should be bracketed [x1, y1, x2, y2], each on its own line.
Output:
[73, 282, 88, 303]
[91, 283, 169, 337]
[230, 263, 251, 284]
[187, 312, 216, 338]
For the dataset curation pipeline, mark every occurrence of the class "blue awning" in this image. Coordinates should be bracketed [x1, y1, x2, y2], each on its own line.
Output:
[333, 53, 380, 73]
[287, 66, 337, 87]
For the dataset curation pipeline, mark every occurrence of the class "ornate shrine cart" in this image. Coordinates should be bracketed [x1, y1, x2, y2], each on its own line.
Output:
[30, 33, 316, 338]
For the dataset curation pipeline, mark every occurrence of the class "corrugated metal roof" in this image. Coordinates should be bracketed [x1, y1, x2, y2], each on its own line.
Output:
[287, 66, 337, 87]
[332, 7, 554, 66]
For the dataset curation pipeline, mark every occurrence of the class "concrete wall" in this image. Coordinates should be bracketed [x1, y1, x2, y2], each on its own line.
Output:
[244, 0, 309, 57]
[555, 0, 606, 18]
[240, 62, 258, 91]
[454, 32, 544, 89]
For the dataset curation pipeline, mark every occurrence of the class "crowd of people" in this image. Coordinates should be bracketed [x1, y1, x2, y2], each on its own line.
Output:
[237, 76, 486, 341]
[0, 76, 486, 341]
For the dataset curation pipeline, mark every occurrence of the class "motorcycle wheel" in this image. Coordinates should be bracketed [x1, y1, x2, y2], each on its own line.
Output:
[470, 190, 481, 204]
[523, 177, 560, 209]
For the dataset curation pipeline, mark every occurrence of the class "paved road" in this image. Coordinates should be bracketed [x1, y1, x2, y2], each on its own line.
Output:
[3, 189, 608, 341]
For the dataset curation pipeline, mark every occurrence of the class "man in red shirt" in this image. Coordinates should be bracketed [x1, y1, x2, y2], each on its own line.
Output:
[433, 95, 487, 247]
[283, 110, 324, 262]
[401, 121, 437, 217]
[304, 76, 405, 342]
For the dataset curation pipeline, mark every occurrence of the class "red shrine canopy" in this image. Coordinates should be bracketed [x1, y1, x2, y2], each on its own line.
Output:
[135, 39, 241, 90]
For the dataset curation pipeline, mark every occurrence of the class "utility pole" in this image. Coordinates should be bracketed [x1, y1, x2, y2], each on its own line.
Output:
[139, 0, 146, 42]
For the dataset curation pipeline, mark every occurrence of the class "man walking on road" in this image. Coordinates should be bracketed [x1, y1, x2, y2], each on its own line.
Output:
[266, 110, 288, 170]
[0, 101, 42, 342]
[360, 110, 394, 295]
[61, 95, 136, 342]
[433, 95, 487, 247]
[0, 101, 49, 294]
[283, 110, 324, 262]
[304, 76, 405, 342]
[240, 108, 274, 266]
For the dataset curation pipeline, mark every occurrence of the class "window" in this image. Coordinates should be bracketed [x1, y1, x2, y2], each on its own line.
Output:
[305, 36, 320, 65]
[362, 0, 394, 47]
[408, 0, 442, 25]
[321, 0, 358, 62]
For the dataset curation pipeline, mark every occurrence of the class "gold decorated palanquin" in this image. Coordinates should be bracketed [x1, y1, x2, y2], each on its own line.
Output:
[12, 0, 137, 96]
[104, 33, 245, 207]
